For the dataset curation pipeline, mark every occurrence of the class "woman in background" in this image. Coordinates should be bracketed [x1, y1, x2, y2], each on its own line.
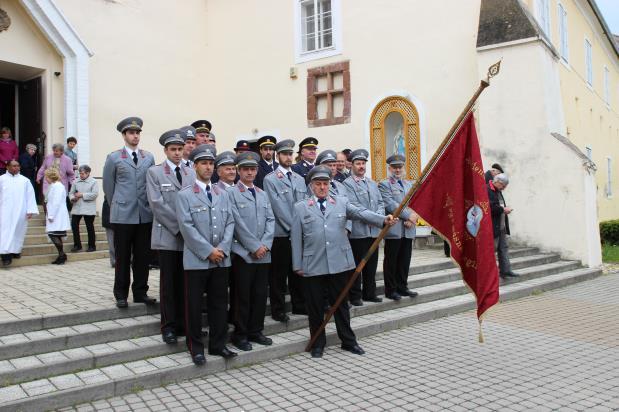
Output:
[0, 127, 18, 175]
[69, 165, 99, 252]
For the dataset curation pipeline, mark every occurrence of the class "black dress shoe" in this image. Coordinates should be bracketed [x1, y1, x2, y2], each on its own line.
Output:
[363, 296, 383, 303]
[116, 299, 128, 308]
[501, 271, 520, 278]
[2, 259, 12, 267]
[311, 347, 324, 358]
[400, 289, 419, 298]
[341, 343, 365, 355]
[192, 353, 206, 366]
[232, 339, 252, 351]
[248, 334, 273, 346]
[385, 292, 402, 301]
[350, 299, 364, 307]
[86, 247, 96, 252]
[209, 347, 238, 359]
[11, 253, 20, 259]
[134, 295, 157, 305]
[272, 313, 290, 322]
[291, 308, 307, 315]
[162, 331, 177, 344]
[70, 246, 82, 252]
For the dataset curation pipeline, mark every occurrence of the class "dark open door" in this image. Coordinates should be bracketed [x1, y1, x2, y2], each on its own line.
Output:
[18, 77, 42, 155]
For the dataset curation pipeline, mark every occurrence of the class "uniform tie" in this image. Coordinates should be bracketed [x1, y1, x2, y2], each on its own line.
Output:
[248, 187, 256, 199]
[205, 184, 212, 202]
[175, 166, 182, 185]
[397, 179, 404, 188]
[318, 198, 326, 214]
[286, 171, 292, 182]
[132, 151, 138, 165]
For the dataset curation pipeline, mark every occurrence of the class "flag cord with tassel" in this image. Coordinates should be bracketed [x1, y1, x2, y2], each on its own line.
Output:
[304, 61, 502, 352]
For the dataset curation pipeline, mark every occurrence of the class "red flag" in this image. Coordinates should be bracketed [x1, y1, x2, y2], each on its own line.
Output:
[410, 112, 499, 319]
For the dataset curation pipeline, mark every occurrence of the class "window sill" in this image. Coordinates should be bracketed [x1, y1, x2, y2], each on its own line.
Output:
[308, 115, 350, 128]
[296, 47, 342, 64]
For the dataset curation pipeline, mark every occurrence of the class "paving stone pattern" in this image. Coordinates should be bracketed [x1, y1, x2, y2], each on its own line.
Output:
[60, 273, 619, 412]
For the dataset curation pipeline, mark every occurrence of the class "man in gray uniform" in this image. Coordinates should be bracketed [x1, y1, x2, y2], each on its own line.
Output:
[146, 129, 196, 344]
[378, 154, 419, 301]
[228, 151, 275, 351]
[309, 150, 346, 197]
[343, 149, 385, 306]
[263, 139, 308, 322]
[180, 126, 197, 168]
[214, 151, 237, 191]
[291, 166, 397, 358]
[176, 144, 237, 365]
[103, 117, 156, 309]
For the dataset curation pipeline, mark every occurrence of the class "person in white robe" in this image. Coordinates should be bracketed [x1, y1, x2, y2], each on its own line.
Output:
[0, 160, 38, 267]
[44, 168, 71, 265]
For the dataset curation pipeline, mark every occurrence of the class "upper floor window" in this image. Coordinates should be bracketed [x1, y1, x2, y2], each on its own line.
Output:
[585, 39, 593, 86]
[294, 0, 342, 63]
[604, 66, 610, 106]
[536, 0, 550, 35]
[558, 3, 569, 62]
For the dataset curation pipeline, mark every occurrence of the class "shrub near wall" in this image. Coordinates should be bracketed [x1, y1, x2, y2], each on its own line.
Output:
[600, 220, 619, 245]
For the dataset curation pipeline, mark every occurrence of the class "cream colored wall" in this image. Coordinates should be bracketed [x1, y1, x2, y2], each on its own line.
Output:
[523, 0, 619, 220]
[53, 0, 212, 176]
[0, 0, 64, 148]
[203, 0, 481, 174]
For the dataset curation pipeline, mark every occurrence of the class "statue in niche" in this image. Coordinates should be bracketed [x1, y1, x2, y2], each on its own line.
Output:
[393, 126, 405, 156]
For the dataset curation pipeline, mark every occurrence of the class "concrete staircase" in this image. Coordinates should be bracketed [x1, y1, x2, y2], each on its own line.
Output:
[11, 206, 109, 267]
[0, 247, 602, 411]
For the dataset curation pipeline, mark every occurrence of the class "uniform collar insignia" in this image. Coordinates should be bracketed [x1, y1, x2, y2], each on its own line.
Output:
[277, 171, 284, 179]
[120, 149, 128, 159]
[164, 163, 170, 174]
[308, 199, 315, 206]
[389, 177, 396, 184]
[328, 197, 335, 204]
[193, 183, 200, 193]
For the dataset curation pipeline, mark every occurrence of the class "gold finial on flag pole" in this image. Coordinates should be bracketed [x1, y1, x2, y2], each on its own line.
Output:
[486, 59, 502, 83]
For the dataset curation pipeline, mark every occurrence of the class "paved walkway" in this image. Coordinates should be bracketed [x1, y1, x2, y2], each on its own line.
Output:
[59, 272, 619, 412]
[0, 249, 448, 324]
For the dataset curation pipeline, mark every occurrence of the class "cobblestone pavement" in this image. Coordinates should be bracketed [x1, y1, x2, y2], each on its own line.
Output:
[61, 272, 619, 412]
[0, 249, 447, 323]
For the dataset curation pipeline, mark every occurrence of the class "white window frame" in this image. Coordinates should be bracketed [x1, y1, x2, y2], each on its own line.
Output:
[558, 2, 569, 62]
[536, 0, 551, 35]
[607, 157, 613, 198]
[584, 38, 593, 87]
[603, 66, 610, 106]
[294, 0, 342, 64]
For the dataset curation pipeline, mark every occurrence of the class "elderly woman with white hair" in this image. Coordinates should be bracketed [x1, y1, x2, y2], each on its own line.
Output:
[488, 173, 519, 279]
[69, 165, 99, 252]
[18, 144, 38, 195]
[36, 143, 75, 195]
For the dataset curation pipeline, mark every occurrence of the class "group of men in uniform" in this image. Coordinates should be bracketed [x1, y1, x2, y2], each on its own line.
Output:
[103, 116, 419, 364]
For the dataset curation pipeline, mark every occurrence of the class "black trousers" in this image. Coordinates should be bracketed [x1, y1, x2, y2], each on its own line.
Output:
[383, 238, 413, 295]
[230, 254, 269, 340]
[304, 272, 357, 349]
[71, 215, 96, 248]
[184, 267, 229, 356]
[349, 238, 379, 301]
[159, 250, 185, 336]
[113, 222, 152, 300]
[269, 236, 305, 316]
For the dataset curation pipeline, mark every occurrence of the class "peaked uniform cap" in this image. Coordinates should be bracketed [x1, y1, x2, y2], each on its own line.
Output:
[159, 129, 186, 147]
[316, 150, 337, 165]
[257, 135, 277, 148]
[180, 126, 197, 141]
[350, 149, 369, 162]
[189, 144, 217, 162]
[215, 151, 236, 168]
[386, 154, 406, 166]
[117, 117, 143, 133]
[274, 139, 296, 153]
[236, 151, 260, 167]
[191, 120, 212, 133]
[307, 165, 331, 181]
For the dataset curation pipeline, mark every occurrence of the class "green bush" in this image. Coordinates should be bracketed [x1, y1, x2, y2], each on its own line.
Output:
[600, 220, 619, 245]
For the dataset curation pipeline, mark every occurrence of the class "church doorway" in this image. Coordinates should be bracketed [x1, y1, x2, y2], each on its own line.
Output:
[369, 96, 421, 181]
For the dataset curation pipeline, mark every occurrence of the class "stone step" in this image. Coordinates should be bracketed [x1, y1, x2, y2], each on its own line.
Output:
[0, 247, 542, 336]
[26, 225, 106, 236]
[3, 251, 110, 268]
[19, 241, 110, 257]
[23, 232, 108, 246]
[0, 266, 602, 411]
[0, 258, 579, 365]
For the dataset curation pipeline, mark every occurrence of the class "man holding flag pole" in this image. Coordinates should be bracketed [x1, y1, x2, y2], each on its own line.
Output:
[304, 61, 503, 352]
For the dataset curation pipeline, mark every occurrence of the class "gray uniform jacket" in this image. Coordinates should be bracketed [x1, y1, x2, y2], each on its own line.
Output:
[176, 183, 235, 270]
[227, 184, 275, 264]
[343, 175, 385, 239]
[146, 162, 196, 251]
[378, 177, 416, 239]
[263, 169, 307, 237]
[215, 181, 234, 192]
[291, 195, 386, 277]
[103, 148, 155, 224]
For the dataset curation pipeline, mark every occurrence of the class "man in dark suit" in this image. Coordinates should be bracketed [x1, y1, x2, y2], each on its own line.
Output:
[255, 136, 278, 189]
[488, 173, 519, 279]
[291, 137, 318, 178]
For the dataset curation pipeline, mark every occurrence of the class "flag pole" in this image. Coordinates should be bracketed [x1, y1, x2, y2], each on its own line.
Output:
[304, 61, 502, 352]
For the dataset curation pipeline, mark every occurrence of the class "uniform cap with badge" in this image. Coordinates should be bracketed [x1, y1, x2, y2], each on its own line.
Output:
[298, 137, 318, 152]
[316, 150, 337, 165]
[116, 117, 143, 133]
[235, 151, 260, 167]
[307, 165, 332, 181]
[350, 149, 369, 162]
[189, 144, 217, 162]
[234, 140, 251, 153]
[191, 120, 212, 134]
[158, 129, 186, 147]
[257, 135, 277, 148]
[180, 126, 197, 141]
[274, 139, 296, 154]
[215, 151, 236, 168]
[386, 154, 406, 166]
